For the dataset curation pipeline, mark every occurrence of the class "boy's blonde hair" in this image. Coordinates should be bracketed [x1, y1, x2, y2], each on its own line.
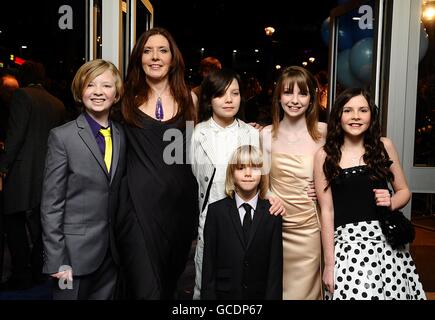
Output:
[71, 59, 123, 107]
[225, 145, 268, 199]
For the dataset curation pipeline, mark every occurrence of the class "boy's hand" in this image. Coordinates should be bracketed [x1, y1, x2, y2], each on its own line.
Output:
[51, 268, 73, 282]
[268, 196, 286, 216]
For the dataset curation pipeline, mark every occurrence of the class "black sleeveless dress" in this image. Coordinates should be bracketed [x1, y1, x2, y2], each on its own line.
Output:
[115, 113, 199, 299]
[325, 165, 426, 300]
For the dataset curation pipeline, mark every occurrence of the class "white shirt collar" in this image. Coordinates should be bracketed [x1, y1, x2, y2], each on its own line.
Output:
[209, 117, 238, 131]
[235, 191, 259, 211]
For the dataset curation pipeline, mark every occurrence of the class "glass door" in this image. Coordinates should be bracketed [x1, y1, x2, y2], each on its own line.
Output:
[328, 0, 384, 115]
[404, 0, 435, 219]
[88, 0, 153, 74]
[123, 0, 154, 77]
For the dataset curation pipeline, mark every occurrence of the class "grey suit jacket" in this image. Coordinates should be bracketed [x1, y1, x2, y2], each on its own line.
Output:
[0, 86, 66, 214]
[40, 113, 126, 276]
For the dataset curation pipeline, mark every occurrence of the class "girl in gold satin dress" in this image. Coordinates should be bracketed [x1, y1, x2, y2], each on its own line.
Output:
[260, 66, 327, 299]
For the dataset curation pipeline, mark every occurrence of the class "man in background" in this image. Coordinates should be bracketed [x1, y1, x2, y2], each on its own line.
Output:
[192, 56, 222, 99]
[0, 72, 19, 146]
[0, 61, 66, 290]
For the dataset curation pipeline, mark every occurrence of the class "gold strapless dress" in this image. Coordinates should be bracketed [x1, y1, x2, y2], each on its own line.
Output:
[270, 153, 322, 300]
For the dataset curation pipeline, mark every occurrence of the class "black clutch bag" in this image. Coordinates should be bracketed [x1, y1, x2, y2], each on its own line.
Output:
[379, 209, 415, 249]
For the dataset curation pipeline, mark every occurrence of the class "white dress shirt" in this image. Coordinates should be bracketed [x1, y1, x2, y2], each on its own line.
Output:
[208, 117, 240, 207]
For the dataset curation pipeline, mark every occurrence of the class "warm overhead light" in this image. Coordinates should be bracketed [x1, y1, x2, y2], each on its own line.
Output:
[309, 57, 315, 63]
[302, 61, 308, 66]
[275, 65, 281, 70]
[423, 7, 435, 20]
[264, 26, 275, 36]
[423, 1, 435, 21]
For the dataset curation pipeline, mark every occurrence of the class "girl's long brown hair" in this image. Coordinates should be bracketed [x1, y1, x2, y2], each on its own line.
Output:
[271, 66, 321, 141]
[122, 27, 196, 128]
[323, 88, 393, 188]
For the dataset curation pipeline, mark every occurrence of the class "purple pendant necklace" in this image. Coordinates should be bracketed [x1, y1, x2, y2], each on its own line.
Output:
[154, 85, 167, 121]
[155, 96, 164, 120]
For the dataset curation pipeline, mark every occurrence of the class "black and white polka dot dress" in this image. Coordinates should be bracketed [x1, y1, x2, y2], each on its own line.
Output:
[325, 165, 426, 300]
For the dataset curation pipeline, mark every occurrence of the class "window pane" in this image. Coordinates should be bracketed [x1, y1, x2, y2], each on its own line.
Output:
[0, 0, 87, 120]
[414, 11, 435, 167]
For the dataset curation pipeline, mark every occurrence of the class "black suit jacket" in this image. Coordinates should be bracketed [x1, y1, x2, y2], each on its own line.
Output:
[201, 197, 283, 300]
[0, 86, 66, 214]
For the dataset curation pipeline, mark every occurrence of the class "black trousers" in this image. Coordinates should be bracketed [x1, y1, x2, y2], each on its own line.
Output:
[4, 207, 43, 283]
[52, 249, 118, 300]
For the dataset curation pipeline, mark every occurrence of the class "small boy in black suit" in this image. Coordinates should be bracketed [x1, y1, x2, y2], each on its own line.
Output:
[201, 145, 283, 300]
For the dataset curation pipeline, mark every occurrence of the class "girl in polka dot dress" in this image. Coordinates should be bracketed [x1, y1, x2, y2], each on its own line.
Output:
[314, 88, 426, 300]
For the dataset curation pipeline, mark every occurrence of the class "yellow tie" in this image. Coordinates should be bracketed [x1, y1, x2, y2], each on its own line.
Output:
[99, 127, 112, 172]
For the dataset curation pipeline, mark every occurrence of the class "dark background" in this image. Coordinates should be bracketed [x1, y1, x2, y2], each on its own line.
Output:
[0, 0, 339, 93]
[153, 0, 337, 85]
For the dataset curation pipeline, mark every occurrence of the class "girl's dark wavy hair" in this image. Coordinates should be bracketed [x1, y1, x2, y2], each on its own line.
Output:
[323, 88, 393, 189]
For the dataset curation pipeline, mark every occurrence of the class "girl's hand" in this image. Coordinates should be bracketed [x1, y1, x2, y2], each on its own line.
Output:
[268, 196, 286, 216]
[248, 122, 264, 131]
[373, 189, 392, 209]
[323, 265, 335, 294]
[307, 180, 317, 201]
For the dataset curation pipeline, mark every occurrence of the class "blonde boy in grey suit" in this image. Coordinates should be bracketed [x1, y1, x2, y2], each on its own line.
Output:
[41, 60, 125, 300]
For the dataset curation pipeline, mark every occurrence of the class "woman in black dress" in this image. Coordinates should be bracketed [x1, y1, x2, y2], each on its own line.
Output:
[115, 27, 199, 299]
[314, 88, 425, 300]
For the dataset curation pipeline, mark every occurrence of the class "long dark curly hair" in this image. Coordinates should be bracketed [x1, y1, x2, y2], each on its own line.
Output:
[323, 88, 393, 188]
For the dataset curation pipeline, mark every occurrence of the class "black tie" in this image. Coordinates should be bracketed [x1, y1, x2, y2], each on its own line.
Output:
[242, 203, 252, 243]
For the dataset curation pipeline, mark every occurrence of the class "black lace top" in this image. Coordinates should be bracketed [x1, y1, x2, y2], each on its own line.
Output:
[331, 165, 388, 229]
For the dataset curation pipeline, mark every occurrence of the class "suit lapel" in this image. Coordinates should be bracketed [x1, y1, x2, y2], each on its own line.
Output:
[110, 122, 121, 183]
[246, 199, 266, 249]
[227, 198, 246, 249]
[198, 119, 218, 166]
[76, 114, 109, 179]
